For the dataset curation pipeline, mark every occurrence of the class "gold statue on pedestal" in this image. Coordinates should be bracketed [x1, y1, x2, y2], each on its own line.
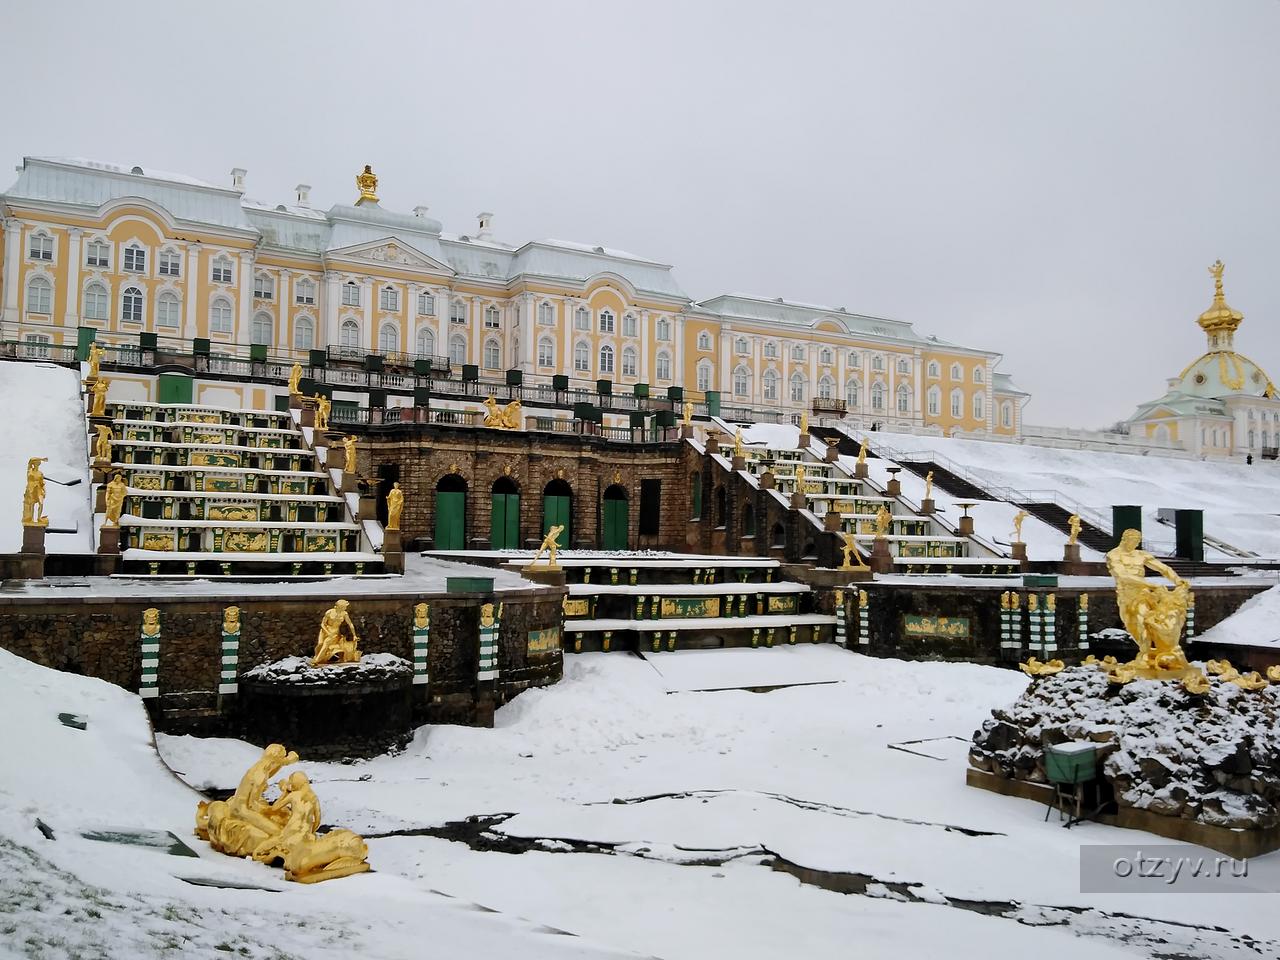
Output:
[1010, 509, 1029, 543]
[22, 457, 49, 527]
[104, 473, 127, 526]
[924, 470, 934, 501]
[793, 463, 806, 492]
[531, 524, 564, 569]
[90, 378, 109, 417]
[312, 394, 330, 431]
[874, 505, 892, 537]
[682, 401, 693, 427]
[856, 438, 868, 466]
[386, 482, 404, 530]
[481, 396, 522, 429]
[1101, 529, 1194, 681]
[312, 599, 361, 666]
[288, 363, 303, 396]
[93, 425, 113, 463]
[733, 427, 745, 458]
[342, 435, 358, 474]
[1067, 515, 1081, 546]
[356, 164, 379, 204]
[799, 411, 809, 436]
[840, 532, 869, 571]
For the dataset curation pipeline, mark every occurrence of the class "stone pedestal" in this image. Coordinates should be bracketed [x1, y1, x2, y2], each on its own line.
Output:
[515, 564, 567, 587]
[920, 498, 935, 515]
[17, 523, 47, 580]
[823, 511, 843, 532]
[705, 432, 721, 455]
[94, 483, 106, 512]
[790, 492, 807, 510]
[383, 529, 404, 574]
[886, 478, 901, 497]
[760, 471, 775, 490]
[1011, 541, 1028, 561]
[731, 455, 746, 471]
[97, 525, 120, 555]
[341, 471, 359, 494]
[681, 424, 694, 440]
[1062, 543, 1080, 564]
[958, 516, 975, 537]
[22, 523, 47, 554]
[300, 403, 315, 428]
[869, 536, 894, 574]
[357, 492, 377, 520]
[798, 431, 810, 449]
[289, 392, 304, 411]
[1060, 542, 1088, 575]
[824, 444, 840, 463]
[854, 462, 868, 480]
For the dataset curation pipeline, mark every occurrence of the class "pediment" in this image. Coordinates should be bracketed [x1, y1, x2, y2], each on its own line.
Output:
[327, 238, 455, 274]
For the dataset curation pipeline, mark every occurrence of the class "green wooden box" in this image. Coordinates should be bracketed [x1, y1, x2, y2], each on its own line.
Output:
[1044, 743, 1097, 784]
[1023, 574, 1058, 588]
[446, 576, 494, 593]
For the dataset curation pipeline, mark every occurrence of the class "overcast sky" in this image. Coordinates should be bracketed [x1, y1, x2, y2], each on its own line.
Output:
[4, 0, 1278, 426]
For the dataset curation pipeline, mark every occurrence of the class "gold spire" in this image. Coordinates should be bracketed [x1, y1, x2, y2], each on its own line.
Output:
[355, 164, 379, 205]
[1197, 259, 1243, 344]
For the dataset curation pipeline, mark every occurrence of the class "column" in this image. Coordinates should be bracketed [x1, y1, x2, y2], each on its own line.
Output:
[63, 228, 82, 329]
[277, 270, 291, 351]
[639, 309, 650, 381]
[406, 283, 419, 354]
[323, 271, 340, 347]
[718, 328, 731, 394]
[183, 243, 201, 340]
[2, 220, 21, 334]
[237, 251, 255, 345]
[363, 279, 375, 352]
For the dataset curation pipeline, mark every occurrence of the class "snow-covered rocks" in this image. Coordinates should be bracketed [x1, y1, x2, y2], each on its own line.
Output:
[242, 652, 412, 685]
[969, 666, 1280, 829]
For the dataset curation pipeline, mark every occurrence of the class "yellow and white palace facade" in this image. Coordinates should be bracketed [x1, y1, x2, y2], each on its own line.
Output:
[0, 157, 1027, 434]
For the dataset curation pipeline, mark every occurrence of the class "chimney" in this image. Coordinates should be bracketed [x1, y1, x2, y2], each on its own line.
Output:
[230, 167, 247, 191]
[295, 183, 311, 207]
[413, 205, 430, 219]
[477, 211, 494, 240]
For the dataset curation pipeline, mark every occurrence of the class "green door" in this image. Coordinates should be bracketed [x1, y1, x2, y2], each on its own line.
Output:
[76, 326, 97, 361]
[158, 374, 194, 404]
[435, 491, 466, 549]
[543, 495, 571, 540]
[602, 490, 629, 550]
[491, 493, 520, 549]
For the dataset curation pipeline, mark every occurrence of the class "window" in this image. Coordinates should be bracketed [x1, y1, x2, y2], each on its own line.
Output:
[251, 312, 273, 345]
[416, 327, 435, 357]
[1001, 402, 1012, 428]
[538, 301, 554, 325]
[210, 297, 233, 333]
[121, 285, 143, 323]
[599, 309, 614, 333]
[622, 346, 637, 377]
[340, 320, 360, 349]
[84, 282, 109, 320]
[764, 341, 778, 359]
[157, 292, 181, 328]
[342, 282, 361, 307]
[211, 257, 233, 284]
[818, 375, 834, 400]
[574, 306, 589, 330]
[599, 344, 615, 374]
[897, 358, 910, 374]
[846, 379, 861, 408]
[655, 318, 671, 341]
[159, 250, 181, 277]
[763, 369, 779, 401]
[927, 386, 941, 416]
[696, 361, 712, 392]
[871, 382, 885, 411]
[1249, 429, 1256, 448]
[789, 372, 805, 403]
[733, 365, 750, 397]
[897, 383, 910, 413]
[574, 341, 590, 372]
[656, 350, 672, 381]
[538, 337, 555, 367]
[973, 392, 985, 420]
[450, 300, 467, 324]
[296, 279, 316, 305]
[295, 317, 315, 351]
[380, 286, 400, 312]
[737, 337, 750, 356]
[449, 334, 467, 364]
[697, 331, 712, 351]
[951, 389, 963, 418]
[379, 323, 399, 354]
[86, 240, 109, 268]
[622, 312, 637, 336]
[254, 275, 274, 300]
[123, 244, 146, 273]
[950, 363, 962, 380]
[927, 361, 940, 378]
[483, 338, 501, 369]
[791, 343, 805, 361]
[418, 291, 436, 315]
[484, 305, 500, 328]
[819, 347, 833, 365]
[871, 354, 884, 372]
[28, 232, 53, 261]
[973, 367, 985, 384]
[26, 276, 52, 314]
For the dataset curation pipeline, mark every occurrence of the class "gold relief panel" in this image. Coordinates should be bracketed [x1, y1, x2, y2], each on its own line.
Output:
[192, 432, 227, 445]
[208, 505, 258, 522]
[192, 451, 241, 468]
[766, 595, 798, 614]
[179, 413, 222, 424]
[562, 598, 590, 617]
[142, 533, 175, 551]
[207, 476, 243, 492]
[224, 532, 269, 552]
[304, 535, 338, 553]
[660, 597, 721, 619]
[133, 475, 163, 491]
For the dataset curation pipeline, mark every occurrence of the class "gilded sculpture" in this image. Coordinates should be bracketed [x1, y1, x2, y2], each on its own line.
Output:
[840, 533, 869, 571]
[1019, 656, 1064, 677]
[924, 470, 934, 501]
[342, 435, 358, 474]
[313, 394, 330, 431]
[480, 601, 502, 627]
[799, 411, 808, 435]
[481, 396, 522, 429]
[356, 164, 379, 204]
[414, 602, 429, 629]
[86, 342, 105, 381]
[104, 473, 127, 526]
[856, 438, 867, 466]
[682, 401, 693, 426]
[793, 464, 806, 492]
[22, 457, 49, 527]
[874, 505, 892, 537]
[196, 743, 299, 857]
[1101, 528, 1194, 681]
[288, 362, 303, 396]
[90, 378, 109, 417]
[1010, 509, 1029, 543]
[734, 427, 745, 458]
[93, 424, 113, 463]
[531, 524, 564, 569]
[312, 599, 361, 666]
[141, 608, 161, 637]
[386, 482, 404, 530]
[1067, 514, 1082, 546]
[223, 605, 241, 635]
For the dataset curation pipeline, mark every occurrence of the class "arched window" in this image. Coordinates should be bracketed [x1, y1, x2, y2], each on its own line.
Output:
[972, 392, 985, 420]
[696, 360, 712, 392]
[379, 323, 399, 354]
[537, 337, 555, 367]
[598, 309, 614, 333]
[483, 338, 501, 369]
[973, 367, 985, 384]
[1001, 402, 1012, 428]
[538, 301, 554, 325]
[871, 354, 884, 372]
[763, 341, 778, 359]
[416, 327, 435, 357]
[897, 383, 911, 413]
[28, 231, 54, 261]
[26, 276, 52, 314]
[599, 344, 615, 374]
[656, 350, 672, 381]
[950, 363, 962, 380]
[296, 278, 316, 305]
[846, 378, 861, 408]
[342, 282, 361, 307]
[870, 381, 885, 410]
[340, 319, 360, 350]
[622, 313, 637, 336]
[621, 346, 637, 377]
[210, 296, 233, 333]
[818, 375, 834, 400]
[697, 331, 712, 350]
[950, 389, 963, 418]
[791, 343, 806, 361]
[121, 285, 144, 323]
[927, 385, 941, 416]
[251, 312, 273, 345]
[157, 292, 181, 328]
[656, 318, 671, 341]
[449, 333, 467, 364]
[733, 365, 750, 397]
[763, 369, 779, 401]
[574, 341, 590, 372]
[417, 290, 435, 315]
[819, 347, 833, 365]
[449, 300, 467, 323]
[574, 306, 590, 330]
[789, 372, 806, 403]
[295, 317, 315, 351]
[380, 286, 400, 312]
[484, 305, 500, 328]
[83, 282, 109, 320]
[927, 360, 940, 378]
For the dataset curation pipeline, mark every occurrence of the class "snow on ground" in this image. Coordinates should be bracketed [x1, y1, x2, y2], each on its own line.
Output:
[0, 360, 92, 555]
[1195, 583, 1280, 649]
[155, 651, 1280, 959]
[866, 429, 1280, 558]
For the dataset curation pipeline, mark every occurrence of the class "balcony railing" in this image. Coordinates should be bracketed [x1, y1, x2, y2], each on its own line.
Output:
[812, 397, 848, 415]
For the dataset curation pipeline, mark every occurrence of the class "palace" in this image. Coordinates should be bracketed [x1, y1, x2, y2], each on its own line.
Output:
[0, 157, 1027, 434]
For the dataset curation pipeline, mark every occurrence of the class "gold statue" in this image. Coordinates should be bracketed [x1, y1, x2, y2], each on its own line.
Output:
[840, 533, 869, 571]
[342, 435, 358, 474]
[1103, 529, 1193, 680]
[22, 457, 49, 527]
[924, 470, 934, 501]
[356, 164, 379, 204]
[386, 482, 404, 530]
[1232, 671, 1269, 691]
[531, 524, 564, 569]
[482, 396, 506, 428]
[682, 401, 693, 426]
[856, 438, 867, 466]
[223, 606, 241, 635]
[799, 410, 809, 435]
[86, 342, 105, 381]
[481, 396, 522, 429]
[104, 473, 127, 526]
[734, 427, 745, 458]
[90, 378, 109, 417]
[1067, 514, 1082, 546]
[1019, 657, 1064, 677]
[502, 399, 522, 429]
[793, 464, 806, 491]
[254, 771, 371, 883]
[312, 599, 361, 666]
[313, 394, 330, 431]
[93, 424, 113, 463]
[196, 743, 299, 857]
[480, 601, 502, 628]
[288, 363, 303, 396]
[874, 505, 892, 537]
[1182, 670, 1211, 695]
[1267, 665, 1280, 683]
[1010, 509, 1029, 543]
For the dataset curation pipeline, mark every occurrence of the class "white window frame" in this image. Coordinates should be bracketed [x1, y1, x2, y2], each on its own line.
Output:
[418, 291, 436, 316]
[696, 361, 712, 392]
[449, 300, 467, 324]
[927, 386, 941, 416]
[28, 231, 54, 261]
[763, 341, 778, 360]
[85, 240, 110, 268]
[791, 344, 805, 362]
[574, 341, 590, 372]
[598, 309, 615, 334]
[253, 274, 274, 301]
[484, 305, 500, 329]
[340, 319, 360, 350]
[26, 276, 52, 314]
[733, 365, 750, 398]
[538, 301, 554, 325]
[159, 249, 181, 278]
[211, 257, 233, 284]
[973, 392, 985, 420]
[927, 361, 940, 378]
[951, 389, 963, 418]
[483, 337, 502, 370]
[819, 347, 833, 365]
[251, 312, 274, 346]
[380, 286, 400, 312]
[342, 282, 361, 307]
[416, 327, 435, 357]
[295, 316, 315, 351]
[696, 331, 712, 351]
[599, 344, 615, 374]
[846, 379, 861, 408]
[763, 370, 779, 401]
[871, 382, 885, 411]
[655, 350, 672, 381]
[574, 306, 590, 331]
[897, 383, 910, 413]
[379, 323, 399, 354]
[121, 285, 144, 323]
[655, 318, 671, 341]
[973, 367, 985, 384]
[296, 279, 317, 305]
[123, 244, 146, 274]
[156, 292, 182, 328]
[621, 346, 637, 377]
[83, 282, 109, 321]
[622, 312, 637, 337]
[449, 333, 467, 365]
[538, 337, 555, 368]
[789, 372, 806, 403]
[210, 296, 234, 334]
[818, 375, 834, 400]
[950, 363, 962, 381]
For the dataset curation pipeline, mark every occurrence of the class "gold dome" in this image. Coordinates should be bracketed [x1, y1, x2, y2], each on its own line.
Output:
[1197, 259, 1243, 337]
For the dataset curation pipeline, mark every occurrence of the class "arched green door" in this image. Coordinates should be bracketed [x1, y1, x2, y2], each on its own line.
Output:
[602, 484, 629, 550]
[435, 474, 466, 550]
[490, 476, 520, 550]
[542, 478, 572, 544]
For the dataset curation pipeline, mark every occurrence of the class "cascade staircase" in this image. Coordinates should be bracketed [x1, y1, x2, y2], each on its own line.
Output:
[895, 459, 995, 502]
[1014, 500, 1111, 555]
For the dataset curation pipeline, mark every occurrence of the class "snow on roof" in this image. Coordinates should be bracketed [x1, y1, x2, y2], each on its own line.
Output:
[539, 238, 665, 264]
[30, 156, 221, 189]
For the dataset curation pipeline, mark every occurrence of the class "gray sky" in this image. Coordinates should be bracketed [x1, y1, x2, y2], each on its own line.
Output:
[5, 0, 1278, 426]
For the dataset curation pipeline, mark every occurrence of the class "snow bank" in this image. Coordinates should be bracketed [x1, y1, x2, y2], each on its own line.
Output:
[1194, 584, 1280, 650]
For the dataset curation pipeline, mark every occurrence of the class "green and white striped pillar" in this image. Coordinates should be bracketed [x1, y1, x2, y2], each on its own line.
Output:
[478, 602, 500, 682]
[139, 607, 161, 699]
[1185, 591, 1196, 641]
[413, 602, 429, 686]
[1077, 593, 1089, 652]
[219, 606, 241, 696]
[1008, 592, 1022, 657]
[1042, 593, 1057, 656]
[1028, 594, 1040, 655]
[856, 589, 870, 647]
[834, 590, 847, 647]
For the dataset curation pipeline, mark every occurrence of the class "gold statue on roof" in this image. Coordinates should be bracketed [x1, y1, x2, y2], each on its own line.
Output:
[22, 457, 49, 527]
[86, 342, 105, 381]
[682, 401, 693, 426]
[312, 599, 361, 666]
[531, 524, 564, 569]
[799, 410, 809, 436]
[1099, 529, 1193, 682]
[793, 463, 806, 491]
[356, 164, 379, 204]
[734, 427, 745, 458]
[482, 396, 522, 429]
[856, 438, 868, 466]
[385, 482, 404, 530]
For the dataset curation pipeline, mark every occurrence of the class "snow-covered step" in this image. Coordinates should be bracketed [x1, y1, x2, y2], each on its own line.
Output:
[566, 614, 836, 632]
[568, 582, 808, 596]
